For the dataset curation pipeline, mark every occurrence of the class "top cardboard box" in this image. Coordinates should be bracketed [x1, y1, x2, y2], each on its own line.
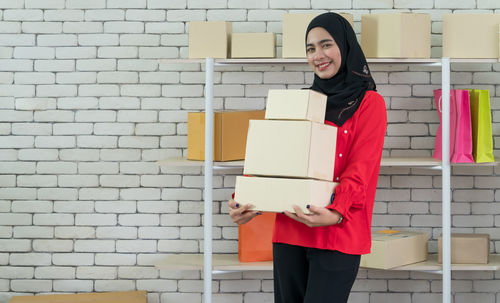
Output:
[189, 21, 232, 58]
[438, 233, 490, 264]
[361, 13, 430, 58]
[443, 14, 500, 58]
[231, 33, 276, 58]
[282, 13, 353, 58]
[265, 89, 327, 123]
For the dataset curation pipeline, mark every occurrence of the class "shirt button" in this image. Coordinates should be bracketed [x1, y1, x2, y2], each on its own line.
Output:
[344, 130, 348, 134]
[339, 153, 343, 158]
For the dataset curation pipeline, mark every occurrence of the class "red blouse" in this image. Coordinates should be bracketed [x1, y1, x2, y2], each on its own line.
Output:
[272, 91, 387, 255]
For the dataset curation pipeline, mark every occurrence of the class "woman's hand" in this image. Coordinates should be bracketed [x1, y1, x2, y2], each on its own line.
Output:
[284, 205, 342, 228]
[228, 199, 260, 225]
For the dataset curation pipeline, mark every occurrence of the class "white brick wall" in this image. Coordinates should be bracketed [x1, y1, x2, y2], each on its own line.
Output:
[0, 1, 499, 302]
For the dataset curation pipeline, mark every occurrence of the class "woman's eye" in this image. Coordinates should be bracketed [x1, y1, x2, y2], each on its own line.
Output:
[322, 43, 332, 48]
[306, 48, 314, 53]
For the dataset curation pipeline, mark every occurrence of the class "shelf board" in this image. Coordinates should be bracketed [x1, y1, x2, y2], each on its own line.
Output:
[154, 253, 500, 273]
[157, 157, 498, 169]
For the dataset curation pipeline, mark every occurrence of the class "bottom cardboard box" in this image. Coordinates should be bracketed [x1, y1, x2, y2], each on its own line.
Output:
[438, 233, 489, 264]
[360, 230, 428, 269]
[234, 176, 338, 213]
[8, 291, 147, 303]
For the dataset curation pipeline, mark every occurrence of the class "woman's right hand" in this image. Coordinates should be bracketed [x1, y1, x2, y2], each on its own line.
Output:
[228, 199, 260, 224]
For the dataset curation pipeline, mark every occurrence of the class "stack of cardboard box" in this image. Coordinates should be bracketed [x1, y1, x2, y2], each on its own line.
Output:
[235, 89, 339, 213]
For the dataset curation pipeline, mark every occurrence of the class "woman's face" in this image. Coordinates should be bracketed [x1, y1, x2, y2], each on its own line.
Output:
[306, 27, 342, 79]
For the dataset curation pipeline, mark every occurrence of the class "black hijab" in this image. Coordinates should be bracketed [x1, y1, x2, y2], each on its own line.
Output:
[306, 12, 376, 126]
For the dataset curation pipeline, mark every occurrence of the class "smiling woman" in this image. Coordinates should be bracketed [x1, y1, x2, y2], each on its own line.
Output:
[229, 12, 387, 303]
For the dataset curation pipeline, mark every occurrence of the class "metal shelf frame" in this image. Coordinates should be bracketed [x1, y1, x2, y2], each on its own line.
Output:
[158, 57, 497, 303]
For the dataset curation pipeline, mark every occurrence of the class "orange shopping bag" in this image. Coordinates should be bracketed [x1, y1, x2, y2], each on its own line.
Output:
[238, 212, 275, 262]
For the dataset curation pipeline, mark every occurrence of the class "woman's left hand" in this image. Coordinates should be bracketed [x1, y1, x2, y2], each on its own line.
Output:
[284, 205, 342, 227]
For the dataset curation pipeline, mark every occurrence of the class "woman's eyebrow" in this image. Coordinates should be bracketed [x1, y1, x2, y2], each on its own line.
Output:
[306, 39, 334, 47]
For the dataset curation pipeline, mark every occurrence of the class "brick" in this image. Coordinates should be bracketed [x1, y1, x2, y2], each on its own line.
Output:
[4, 9, 43, 21]
[55, 226, 95, 239]
[52, 253, 94, 265]
[33, 214, 73, 227]
[98, 46, 138, 58]
[78, 162, 119, 174]
[370, 293, 411, 303]
[0, 84, 35, 97]
[118, 266, 158, 279]
[38, 34, 77, 46]
[96, 226, 137, 239]
[63, 21, 103, 33]
[0, 188, 36, 200]
[95, 253, 136, 265]
[35, 59, 74, 72]
[141, 175, 181, 188]
[104, 21, 144, 33]
[97, 71, 138, 83]
[118, 59, 158, 71]
[0, 21, 21, 34]
[0, 59, 33, 72]
[161, 214, 200, 226]
[33, 239, 73, 252]
[59, 175, 99, 187]
[44, 9, 85, 21]
[99, 149, 141, 161]
[35, 266, 75, 279]
[118, 136, 159, 148]
[116, 240, 156, 252]
[139, 46, 178, 58]
[53, 201, 94, 213]
[0, 175, 15, 187]
[121, 84, 161, 97]
[0, 162, 36, 174]
[0, 239, 31, 252]
[119, 214, 160, 226]
[435, 0, 475, 8]
[13, 226, 53, 238]
[75, 240, 115, 252]
[18, 175, 57, 187]
[35, 136, 75, 148]
[160, 293, 201, 303]
[100, 175, 140, 188]
[10, 253, 52, 266]
[14, 47, 55, 59]
[56, 47, 96, 59]
[56, 72, 97, 84]
[15, 72, 55, 84]
[76, 214, 117, 226]
[149, 22, 184, 33]
[53, 280, 93, 292]
[148, 0, 187, 8]
[120, 188, 161, 200]
[75, 110, 116, 122]
[76, 266, 117, 279]
[0, 110, 33, 122]
[120, 34, 160, 46]
[11, 280, 52, 292]
[79, 34, 119, 46]
[53, 123, 93, 135]
[136, 279, 177, 292]
[138, 201, 178, 213]
[94, 280, 136, 292]
[79, 188, 119, 200]
[138, 227, 179, 239]
[22, 22, 62, 34]
[99, 97, 140, 109]
[0, 34, 35, 46]
[0, 136, 34, 148]
[0, 0, 23, 8]
[158, 239, 198, 252]
[126, 9, 165, 21]
[67, 0, 106, 8]
[59, 149, 99, 161]
[0, 267, 34, 279]
[93, 123, 134, 135]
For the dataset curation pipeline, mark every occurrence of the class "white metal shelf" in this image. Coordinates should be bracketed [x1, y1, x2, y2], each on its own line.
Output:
[154, 253, 500, 273]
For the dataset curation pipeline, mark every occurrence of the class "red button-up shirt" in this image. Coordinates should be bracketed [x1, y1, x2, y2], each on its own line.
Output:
[272, 91, 387, 255]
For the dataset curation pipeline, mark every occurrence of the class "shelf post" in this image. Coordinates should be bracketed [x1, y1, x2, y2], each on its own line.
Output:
[204, 57, 214, 303]
[441, 57, 451, 303]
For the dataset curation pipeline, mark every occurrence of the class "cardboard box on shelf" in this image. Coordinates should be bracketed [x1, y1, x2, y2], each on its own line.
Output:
[243, 120, 337, 181]
[8, 291, 147, 303]
[231, 33, 275, 58]
[235, 175, 338, 213]
[361, 13, 430, 58]
[265, 89, 327, 123]
[443, 14, 500, 59]
[188, 21, 232, 58]
[282, 13, 353, 58]
[438, 233, 490, 264]
[187, 110, 265, 161]
[360, 230, 428, 269]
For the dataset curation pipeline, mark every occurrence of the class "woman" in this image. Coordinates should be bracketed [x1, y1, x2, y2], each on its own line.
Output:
[229, 12, 387, 303]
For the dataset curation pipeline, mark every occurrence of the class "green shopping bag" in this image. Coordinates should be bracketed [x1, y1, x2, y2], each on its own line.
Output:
[469, 89, 495, 163]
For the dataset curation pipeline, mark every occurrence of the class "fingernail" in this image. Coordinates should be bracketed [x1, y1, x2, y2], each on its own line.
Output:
[306, 204, 310, 209]
[257, 211, 262, 215]
[281, 211, 285, 214]
[235, 203, 239, 208]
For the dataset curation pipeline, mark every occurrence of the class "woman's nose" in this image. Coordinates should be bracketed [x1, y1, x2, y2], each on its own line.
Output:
[314, 48, 325, 60]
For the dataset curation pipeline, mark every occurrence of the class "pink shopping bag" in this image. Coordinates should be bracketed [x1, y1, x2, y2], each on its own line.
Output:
[433, 89, 474, 163]
[451, 90, 474, 163]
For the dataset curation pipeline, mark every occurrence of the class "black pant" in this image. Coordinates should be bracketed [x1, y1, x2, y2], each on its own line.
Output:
[273, 243, 360, 303]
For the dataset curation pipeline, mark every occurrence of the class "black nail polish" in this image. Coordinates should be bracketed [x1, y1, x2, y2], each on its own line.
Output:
[306, 204, 310, 209]
[235, 203, 239, 208]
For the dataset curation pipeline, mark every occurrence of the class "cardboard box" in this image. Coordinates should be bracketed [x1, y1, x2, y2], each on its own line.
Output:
[282, 13, 353, 58]
[443, 14, 500, 58]
[8, 291, 147, 303]
[438, 233, 490, 264]
[188, 21, 232, 58]
[235, 176, 338, 213]
[231, 33, 275, 58]
[187, 110, 265, 161]
[243, 120, 337, 181]
[361, 13, 430, 58]
[360, 230, 428, 269]
[265, 89, 327, 123]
